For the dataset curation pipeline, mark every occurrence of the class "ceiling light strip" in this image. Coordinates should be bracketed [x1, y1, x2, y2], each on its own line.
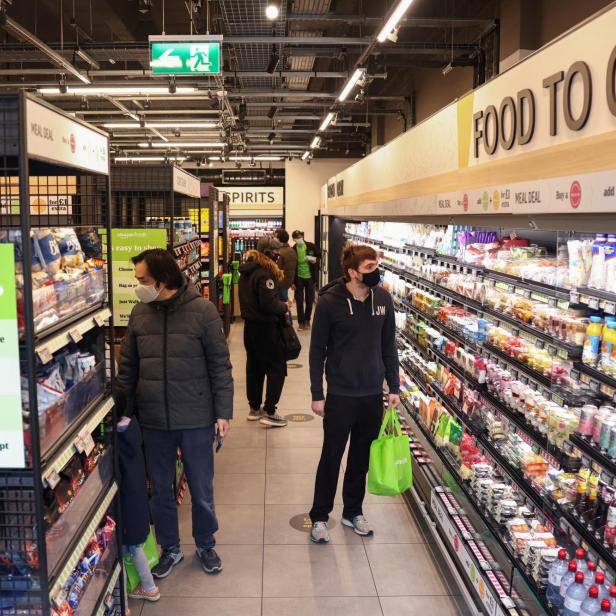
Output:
[377, 0, 414, 43]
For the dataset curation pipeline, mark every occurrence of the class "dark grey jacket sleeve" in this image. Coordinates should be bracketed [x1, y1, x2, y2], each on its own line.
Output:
[201, 302, 234, 420]
[309, 296, 329, 401]
[117, 313, 140, 416]
[382, 294, 400, 394]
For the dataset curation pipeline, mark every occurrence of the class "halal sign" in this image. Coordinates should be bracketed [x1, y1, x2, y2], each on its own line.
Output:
[570, 180, 582, 209]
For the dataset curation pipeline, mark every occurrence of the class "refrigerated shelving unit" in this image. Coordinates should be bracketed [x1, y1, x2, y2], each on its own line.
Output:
[0, 92, 122, 615]
[320, 6, 616, 614]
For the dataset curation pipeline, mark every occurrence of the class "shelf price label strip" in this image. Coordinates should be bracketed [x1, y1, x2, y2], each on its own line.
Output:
[430, 489, 508, 616]
[35, 307, 111, 364]
[95, 562, 122, 616]
[50, 482, 118, 602]
[43, 396, 114, 487]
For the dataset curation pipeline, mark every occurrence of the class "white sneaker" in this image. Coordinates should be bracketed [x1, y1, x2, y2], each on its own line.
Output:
[310, 521, 330, 544]
[342, 515, 374, 536]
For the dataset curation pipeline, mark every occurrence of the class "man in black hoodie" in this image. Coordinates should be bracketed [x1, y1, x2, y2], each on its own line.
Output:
[308, 243, 400, 543]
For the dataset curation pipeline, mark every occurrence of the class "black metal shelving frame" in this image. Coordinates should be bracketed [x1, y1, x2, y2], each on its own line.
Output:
[0, 92, 122, 615]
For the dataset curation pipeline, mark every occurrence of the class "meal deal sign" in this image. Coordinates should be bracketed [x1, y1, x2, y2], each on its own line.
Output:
[26, 98, 109, 175]
[149, 35, 222, 75]
[0, 244, 26, 468]
[111, 229, 167, 326]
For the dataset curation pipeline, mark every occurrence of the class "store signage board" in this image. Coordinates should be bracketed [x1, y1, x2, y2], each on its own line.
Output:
[324, 5, 616, 216]
[149, 35, 222, 75]
[0, 244, 26, 468]
[215, 186, 284, 214]
[173, 166, 201, 199]
[25, 98, 109, 175]
[111, 229, 167, 326]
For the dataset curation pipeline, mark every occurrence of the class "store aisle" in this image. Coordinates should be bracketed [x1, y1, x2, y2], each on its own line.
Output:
[130, 322, 464, 616]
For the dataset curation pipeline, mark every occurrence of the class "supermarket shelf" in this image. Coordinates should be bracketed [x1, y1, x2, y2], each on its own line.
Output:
[483, 343, 552, 388]
[483, 271, 571, 304]
[49, 481, 118, 601]
[572, 287, 616, 314]
[574, 362, 616, 401]
[172, 238, 201, 256]
[42, 395, 114, 483]
[401, 403, 551, 615]
[182, 257, 201, 276]
[94, 562, 121, 616]
[34, 305, 110, 364]
[570, 433, 616, 478]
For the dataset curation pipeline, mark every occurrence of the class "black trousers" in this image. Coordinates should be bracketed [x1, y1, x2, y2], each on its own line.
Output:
[295, 277, 315, 325]
[244, 320, 287, 414]
[310, 394, 383, 523]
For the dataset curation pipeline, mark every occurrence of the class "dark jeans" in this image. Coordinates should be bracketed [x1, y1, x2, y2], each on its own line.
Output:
[310, 394, 383, 523]
[143, 426, 218, 552]
[244, 319, 287, 413]
[295, 277, 315, 325]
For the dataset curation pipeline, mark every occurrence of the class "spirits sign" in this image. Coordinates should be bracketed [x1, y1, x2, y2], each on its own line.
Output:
[149, 35, 222, 75]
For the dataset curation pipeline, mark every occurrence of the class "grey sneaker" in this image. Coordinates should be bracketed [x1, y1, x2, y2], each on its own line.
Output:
[342, 515, 374, 537]
[247, 407, 264, 421]
[310, 521, 330, 544]
[151, 549, 184, 579]
[259, 413, 288, 428]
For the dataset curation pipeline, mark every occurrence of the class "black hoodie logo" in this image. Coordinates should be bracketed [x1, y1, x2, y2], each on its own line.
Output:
[376, 306, 386, 316]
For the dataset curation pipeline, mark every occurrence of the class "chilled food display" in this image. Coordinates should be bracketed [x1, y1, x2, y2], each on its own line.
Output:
[230, 217, 283, 256]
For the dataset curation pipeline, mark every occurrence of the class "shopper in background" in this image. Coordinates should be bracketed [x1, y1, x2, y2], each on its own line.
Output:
[239, 236, 290, 428]
[308, 243, 400, 543]
[117, 248, 233, 579]
[292, 230, 320, 330]
[116, 413, 160, 604]
[274, 229, 297, 304]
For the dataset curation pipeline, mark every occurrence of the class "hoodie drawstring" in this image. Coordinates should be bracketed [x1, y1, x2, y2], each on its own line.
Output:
[371, 289, 375, 316]
[347, 298, 354, 315]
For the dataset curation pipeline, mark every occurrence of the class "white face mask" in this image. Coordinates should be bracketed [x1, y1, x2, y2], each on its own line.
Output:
[135, 283, 162, 303]
[295, 238, 305, 245]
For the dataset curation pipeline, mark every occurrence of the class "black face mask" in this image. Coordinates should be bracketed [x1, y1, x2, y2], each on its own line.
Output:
[264, 249, 279, 262]
[360, 268, 382, 288]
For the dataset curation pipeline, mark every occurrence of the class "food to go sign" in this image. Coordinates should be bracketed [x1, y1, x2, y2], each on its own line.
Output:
[149, 35, 222, 75]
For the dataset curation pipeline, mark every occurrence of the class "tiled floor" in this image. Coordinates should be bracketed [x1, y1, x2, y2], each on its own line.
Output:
[130, 322, 463, 616]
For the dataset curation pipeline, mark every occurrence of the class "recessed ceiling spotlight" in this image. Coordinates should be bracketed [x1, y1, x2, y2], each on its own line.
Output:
[265, 3, 279, 20]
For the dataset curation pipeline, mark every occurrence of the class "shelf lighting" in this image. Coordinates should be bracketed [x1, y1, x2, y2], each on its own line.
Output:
[137, 141, 226, 148]
[377, 0, 414, 43]
[338, 69, 365, 102]
[301, 151, 310, 160]
[265, 3, 280, 20]
[310, 136, 321, 149]
[102, 122, 218, 129]
[114, 156, 186, 162]
[38, 86, 197, 96]
[319, 112, 335, 132]
[229, 156, 283, 161]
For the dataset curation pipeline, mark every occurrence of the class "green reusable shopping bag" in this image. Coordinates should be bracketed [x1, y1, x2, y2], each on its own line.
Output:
[367, 407, 413, 497]
[124, 528, 160, 592]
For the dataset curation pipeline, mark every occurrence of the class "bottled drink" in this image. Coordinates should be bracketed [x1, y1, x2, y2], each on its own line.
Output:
[609, 586, 616, 613]
[580, 585, 602, 616]
[561, 562, 579, 605]
[563, 572, 588, 616]
[584, 317, 604, 366]
[585, 562, 598, 588]
[547, 549, 570, 608]
[604, 499, 616, 548]
[575, 549, 590, 576]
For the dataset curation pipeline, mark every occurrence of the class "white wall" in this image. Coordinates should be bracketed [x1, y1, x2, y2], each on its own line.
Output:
[285, 159, 356, 242]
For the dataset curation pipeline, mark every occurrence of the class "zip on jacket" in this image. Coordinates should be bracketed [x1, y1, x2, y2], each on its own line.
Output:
[163, 309, 170, 430]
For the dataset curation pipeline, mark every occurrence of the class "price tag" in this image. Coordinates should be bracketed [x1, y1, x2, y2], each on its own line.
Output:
[529, 380, 538, 391]
[601, 470, 614, 485]
[580, 372, 591, 385]
[520, 375, 529, 385]
[558, 348, 569, 360]
[552, 393, 565, 406]
[69, 327, 83, 344]
[590, 380, 601, 393]
[589, 297, 600, 310]
[548, 345, 557, 357]
[81, 433, 95, 455]
[94, 313, 107, 328]
[601, 383, 616, 398]
[570, 291, 580, 304]
[535, 339, 545, 350]
[37, 346, 53, 364]
[548, 298, 557, 308]
[606, 302, 616, 315]
[74, 435, 86, 453]
[44, 469, 61, 489]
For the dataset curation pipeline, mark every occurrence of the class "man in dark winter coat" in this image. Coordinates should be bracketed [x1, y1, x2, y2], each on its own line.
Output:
[274, 229, 297, 302]
[117, 248, 233, 579]
[308, 243, 400, 544]
[238, 236, 289, 427]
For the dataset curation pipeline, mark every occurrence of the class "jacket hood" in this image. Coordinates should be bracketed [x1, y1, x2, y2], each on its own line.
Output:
[319, 276, 385, 317]
[241, 250, 284, 281]
[154, 277, 200, 311]
[239, 260, 261, 275]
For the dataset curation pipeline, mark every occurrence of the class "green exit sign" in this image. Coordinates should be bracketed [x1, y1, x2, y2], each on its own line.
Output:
[149, 35, 222, 75]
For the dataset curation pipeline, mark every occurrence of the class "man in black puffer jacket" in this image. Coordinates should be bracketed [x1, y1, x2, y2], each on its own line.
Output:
[117, 248, 233, 580]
